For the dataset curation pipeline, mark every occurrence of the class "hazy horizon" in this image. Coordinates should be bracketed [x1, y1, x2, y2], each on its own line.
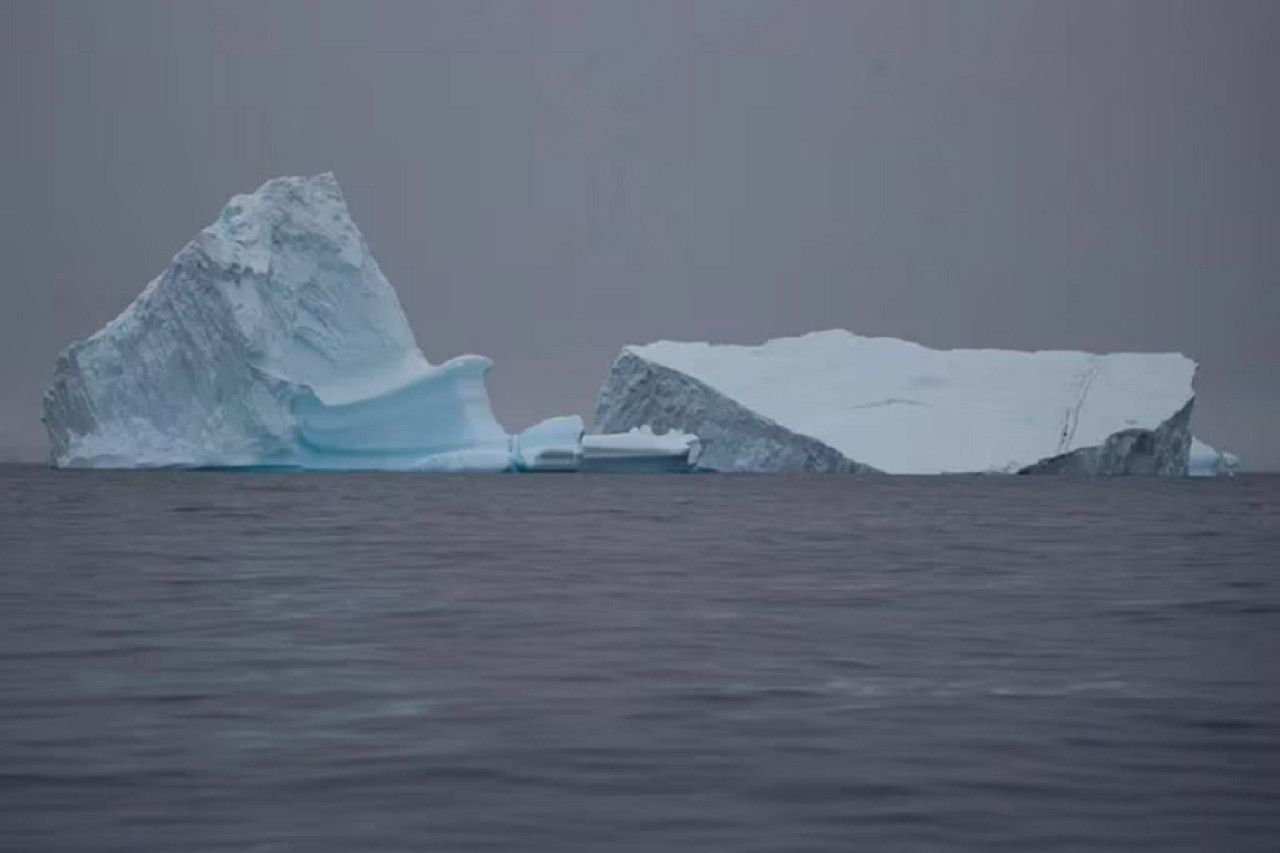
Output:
[2, 1, 1276, 467]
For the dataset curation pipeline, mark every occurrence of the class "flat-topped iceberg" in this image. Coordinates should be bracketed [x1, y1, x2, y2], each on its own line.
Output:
[43, 173, 694, 472]
[595, 330, 1212, 475]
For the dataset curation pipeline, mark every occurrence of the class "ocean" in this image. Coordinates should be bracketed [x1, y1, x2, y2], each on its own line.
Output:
[2, 467, 1278, 852]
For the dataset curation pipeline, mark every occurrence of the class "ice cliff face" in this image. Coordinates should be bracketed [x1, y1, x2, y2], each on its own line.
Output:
[595, 350, 874, 473]
[44, 174, 528, 470]
[1015, 400, 1193, 476]
[594, 331, 1201, 475]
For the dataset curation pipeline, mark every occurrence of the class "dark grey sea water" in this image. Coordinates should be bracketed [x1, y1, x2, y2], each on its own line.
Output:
[1, 467, 1278, 852]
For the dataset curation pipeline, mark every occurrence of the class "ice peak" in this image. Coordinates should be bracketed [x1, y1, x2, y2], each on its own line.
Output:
[42, 173, 697, 473]
[43, 173, 429, 467]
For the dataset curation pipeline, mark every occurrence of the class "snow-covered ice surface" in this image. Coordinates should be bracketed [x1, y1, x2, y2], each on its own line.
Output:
[595, 330, 1201, 475]
[42, 174, 546, 471]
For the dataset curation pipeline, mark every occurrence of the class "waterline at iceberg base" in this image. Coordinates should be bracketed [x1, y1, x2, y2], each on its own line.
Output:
[41, 173, 694, 473]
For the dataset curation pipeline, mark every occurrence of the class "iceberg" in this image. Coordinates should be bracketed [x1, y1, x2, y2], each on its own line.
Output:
[594, 330, 1205, 475]
[1188, 438, 1241, 477]
[511, 415, 585, 472]
[511, 417, 700, 473]
[42, 172, 699, 472]
[43, 173, 509, 469]
[581, 426, 702, 473]
[43, 173, 693, 473]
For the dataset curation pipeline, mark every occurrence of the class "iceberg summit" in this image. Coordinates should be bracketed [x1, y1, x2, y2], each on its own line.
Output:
[42, 173, 693, 471]
[595, 331, 1231, 475]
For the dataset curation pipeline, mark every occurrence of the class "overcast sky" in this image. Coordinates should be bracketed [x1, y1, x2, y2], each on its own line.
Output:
[1, 0, 1276, 466]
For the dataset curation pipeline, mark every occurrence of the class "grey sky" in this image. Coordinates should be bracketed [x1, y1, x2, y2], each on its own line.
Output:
[1, 0, 1276, 466]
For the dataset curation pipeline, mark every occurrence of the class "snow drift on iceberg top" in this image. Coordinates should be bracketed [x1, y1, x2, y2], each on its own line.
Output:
[595, 330, 1200, 475]
[43, 173, 527, 470]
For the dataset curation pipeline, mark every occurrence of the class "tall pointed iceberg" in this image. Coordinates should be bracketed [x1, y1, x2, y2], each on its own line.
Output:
[44, 174, 526, 469]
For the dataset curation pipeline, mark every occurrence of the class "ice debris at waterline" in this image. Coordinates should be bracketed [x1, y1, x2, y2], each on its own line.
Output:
[1188, 438, 1241, 478]
[595, 330, 1231, 476]
[41, 173, 696, 472]
[581, 426, 702, 473]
